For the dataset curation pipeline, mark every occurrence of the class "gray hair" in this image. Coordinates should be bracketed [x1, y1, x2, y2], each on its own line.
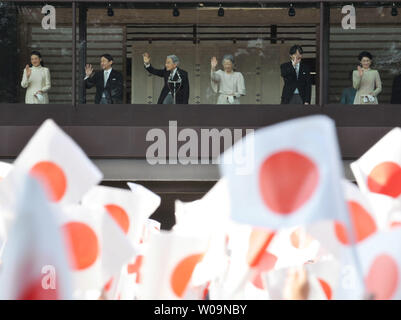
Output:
[167, 54, 180, 65]
[222, 54, 234, 65]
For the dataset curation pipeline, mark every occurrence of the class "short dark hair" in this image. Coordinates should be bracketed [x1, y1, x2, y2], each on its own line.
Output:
[29, 50, 44, 67]
[101, 53, 113, 62]
[358, 51, 373, 61]
[289, 45, 303, 55]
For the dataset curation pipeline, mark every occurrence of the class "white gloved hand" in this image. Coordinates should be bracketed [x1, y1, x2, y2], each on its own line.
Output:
[227, 96, 235, 104]
[35, 92, 44, 102]
[367, 95, 375, 103]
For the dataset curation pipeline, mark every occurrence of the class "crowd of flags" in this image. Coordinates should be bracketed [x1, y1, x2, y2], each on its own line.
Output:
[0, 116, 401, 299]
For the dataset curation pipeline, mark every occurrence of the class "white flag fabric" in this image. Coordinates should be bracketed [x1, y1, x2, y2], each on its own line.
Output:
[0, 175, 73, 300]
[220, 115, 347, 230]
[173, 179, 231, 288]
[12, 119, 102, 204]
[351, 128, 401, 199]
[82, 184, 160, 245]
[0, 162, 12, 180]
[140, 231, 208, 299]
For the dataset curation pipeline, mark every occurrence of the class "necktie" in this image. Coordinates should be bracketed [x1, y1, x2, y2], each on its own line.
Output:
[104, 70, 109, 87]
[170, 69, 176, 80]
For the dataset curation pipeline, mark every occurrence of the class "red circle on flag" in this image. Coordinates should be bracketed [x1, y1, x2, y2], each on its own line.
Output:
[334, 201, 377, 245]
[62, 221, 100, 270]
[170, 253, 203, 298]
[104, 204, 130, 234]
[367, 161, 401, 198]
[258, 150, 319, 214]
[366, 254, 398, 300]
[30, 161, 67, 202]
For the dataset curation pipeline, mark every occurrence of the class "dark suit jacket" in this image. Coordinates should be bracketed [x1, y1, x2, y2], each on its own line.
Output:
[280, 61, 312, 104]
[144, 64, 190, 104]
[85, 68, 123, 104]
[391, 74, 401, 104]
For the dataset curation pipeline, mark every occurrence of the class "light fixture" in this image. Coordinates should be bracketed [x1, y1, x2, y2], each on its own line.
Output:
[391, 2, 398, 16]
[173, 4, 180, 17]
[288, 3, 296, 17]
[218, 4, 224, 17]
[107, 3, 114, 17]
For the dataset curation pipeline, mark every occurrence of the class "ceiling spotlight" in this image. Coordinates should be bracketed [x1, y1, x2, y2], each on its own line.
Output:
[391, 3, 398, 16]
[218, 4, 224, 17]
[107, 3, 114, 17]
[173, 4, 180, 17]
[288, 3, 296, 17]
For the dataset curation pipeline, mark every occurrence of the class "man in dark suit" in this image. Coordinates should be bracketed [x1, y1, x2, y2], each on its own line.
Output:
[143, 52, 189, 104]
[84, 54, 123, 104]
[280, 45, 312, 105]
[391, 74, 401, 104]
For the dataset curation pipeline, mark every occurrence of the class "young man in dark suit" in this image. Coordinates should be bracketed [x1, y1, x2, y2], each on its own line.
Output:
[391, 74, 401, 104]
[84, 54, 123, 104]
[280, 45, 312, 105]
[142, 52, 190, 104]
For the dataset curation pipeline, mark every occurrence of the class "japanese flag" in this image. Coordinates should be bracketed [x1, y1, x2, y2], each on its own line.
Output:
[220, 115, 347, 230]
[335, 180, 379, 245]
[218, 224, 276, 299]
[140, 231, 208, 299]
[12, 119, 102, 204]
[173, 179, 231, 288]
[0, 175, 73, 300]
[60, 204, 136, 297]
[353, 229, 401, 299]
[306, 180, 379, 258]
[82, 184, 160, 245]
[351, 128, 401, 199]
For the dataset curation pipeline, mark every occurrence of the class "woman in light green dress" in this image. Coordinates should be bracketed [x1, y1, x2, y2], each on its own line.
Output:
[353, 51, 382, 104]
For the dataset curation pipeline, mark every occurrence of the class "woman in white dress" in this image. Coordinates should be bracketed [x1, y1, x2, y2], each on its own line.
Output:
[210, 54, 246, 104]
[21, 51, 51, 104]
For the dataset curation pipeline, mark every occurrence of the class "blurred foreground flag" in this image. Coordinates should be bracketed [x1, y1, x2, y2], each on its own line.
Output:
[13, 119, 102, 204]
[351, 128, 401, 199]
[356, 229, 401, 300]
[220, 115, 347, 230]
[0, 176, 72, 300]
[60, 205, 135, 294]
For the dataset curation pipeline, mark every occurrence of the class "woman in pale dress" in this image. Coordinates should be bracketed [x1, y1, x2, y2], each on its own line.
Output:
[353, 51, 382, 104]
[21, 51, 51, 104]
[210, 54, 246, 104]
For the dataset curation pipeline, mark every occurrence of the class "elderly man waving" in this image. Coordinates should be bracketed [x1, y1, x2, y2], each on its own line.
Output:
[143, 53, 190, 104]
